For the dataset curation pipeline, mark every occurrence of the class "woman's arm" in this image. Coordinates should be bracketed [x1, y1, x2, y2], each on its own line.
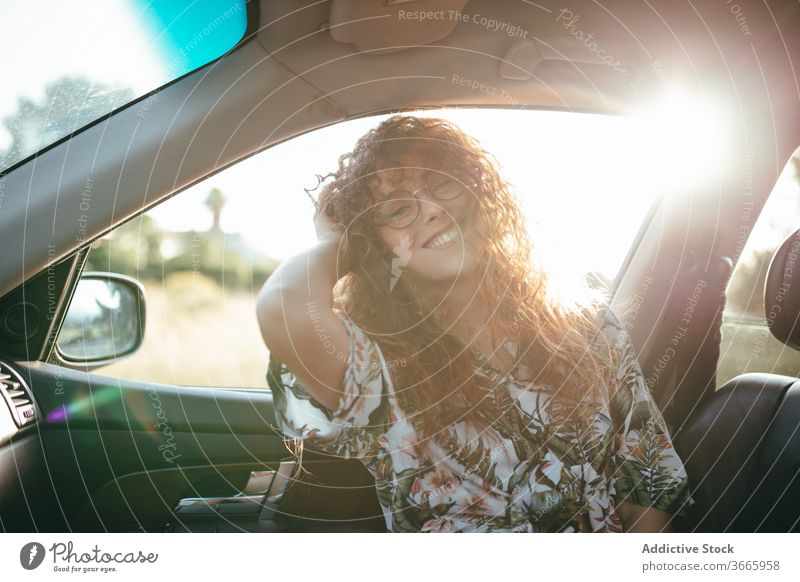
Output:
[256, 199, 351, 413]
[615, 498, 673, 532]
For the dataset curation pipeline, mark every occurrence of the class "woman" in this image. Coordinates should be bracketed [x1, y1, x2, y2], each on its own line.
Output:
[256, 114, 693, 533]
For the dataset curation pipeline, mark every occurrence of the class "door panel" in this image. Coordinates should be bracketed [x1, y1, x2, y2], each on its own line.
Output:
[8, 361, 384, 532]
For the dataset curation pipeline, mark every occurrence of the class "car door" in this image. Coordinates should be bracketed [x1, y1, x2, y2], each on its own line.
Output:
[1, 264, 383, 533]
[2, 266, 385, 533]
[2, 106, 668, 533]
[0, 118, 397, 533]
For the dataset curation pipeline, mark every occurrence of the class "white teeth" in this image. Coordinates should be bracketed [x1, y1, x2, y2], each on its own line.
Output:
[426, 226, 459, 249]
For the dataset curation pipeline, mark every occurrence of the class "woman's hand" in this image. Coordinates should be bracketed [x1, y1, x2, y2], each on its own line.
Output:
[615, 498, 674, 532]
[313, 183, 343, 243]
[313, 183, 349, 277]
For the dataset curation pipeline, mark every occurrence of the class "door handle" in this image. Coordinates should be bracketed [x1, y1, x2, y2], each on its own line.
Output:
[176, 461, 297, 510]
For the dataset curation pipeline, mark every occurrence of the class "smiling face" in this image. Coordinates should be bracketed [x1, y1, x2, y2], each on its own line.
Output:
[367, 152, 484, 287]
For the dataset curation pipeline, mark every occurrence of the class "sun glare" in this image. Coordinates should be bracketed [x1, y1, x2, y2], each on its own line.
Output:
[638, 89, 733, 190]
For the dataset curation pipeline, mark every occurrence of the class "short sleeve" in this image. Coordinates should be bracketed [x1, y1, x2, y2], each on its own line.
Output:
[599, 306, 695, 517]
[266, 312, 391, 460]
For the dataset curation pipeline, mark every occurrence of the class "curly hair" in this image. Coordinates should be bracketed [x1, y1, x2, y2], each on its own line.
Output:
[307, 113, 614, 453]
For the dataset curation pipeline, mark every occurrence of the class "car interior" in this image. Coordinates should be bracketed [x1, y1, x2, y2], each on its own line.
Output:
[1, 0, 800, 533]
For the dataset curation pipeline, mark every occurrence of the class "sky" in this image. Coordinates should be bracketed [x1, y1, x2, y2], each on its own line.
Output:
[0, 0, 245, 155]
[0, 0, 165, 150]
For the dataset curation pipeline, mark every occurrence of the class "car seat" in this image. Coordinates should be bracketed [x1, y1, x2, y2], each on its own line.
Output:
[673, 229, 800, 532]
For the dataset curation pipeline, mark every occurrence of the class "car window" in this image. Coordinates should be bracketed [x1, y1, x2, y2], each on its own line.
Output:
[74, 108, 661, 388]
[0, 0, 247, 173]
[717, 150, 800, 388]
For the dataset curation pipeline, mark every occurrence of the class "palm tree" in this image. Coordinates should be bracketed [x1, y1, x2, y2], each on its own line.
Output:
[204, 187, 226, 234]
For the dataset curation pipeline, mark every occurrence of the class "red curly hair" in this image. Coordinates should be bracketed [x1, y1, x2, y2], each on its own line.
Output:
[308, 113, 614, 452]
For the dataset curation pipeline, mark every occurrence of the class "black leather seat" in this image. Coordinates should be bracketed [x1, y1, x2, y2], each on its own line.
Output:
[673, 230, 800, 532]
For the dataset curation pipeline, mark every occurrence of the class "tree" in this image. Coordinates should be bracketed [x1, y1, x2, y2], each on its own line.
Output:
[86, 214, 164, 280]
[204, 187, 226, 233]
[1, 76, 134, 169]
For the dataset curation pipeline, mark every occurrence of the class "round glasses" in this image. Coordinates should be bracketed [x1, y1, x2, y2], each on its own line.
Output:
[371, 173, 467, 229]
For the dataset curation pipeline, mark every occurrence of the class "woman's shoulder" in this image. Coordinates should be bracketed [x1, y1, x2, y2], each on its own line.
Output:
[268, 310, 396, 460]
[330, 308, 369, 342]
[330, 310, 395, 378]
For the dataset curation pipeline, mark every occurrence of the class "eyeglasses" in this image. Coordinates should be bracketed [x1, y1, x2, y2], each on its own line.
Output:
[371, 173, 467, 229]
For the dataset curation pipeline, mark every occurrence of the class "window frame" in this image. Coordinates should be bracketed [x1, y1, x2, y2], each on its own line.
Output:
[41, 106, 663, 386]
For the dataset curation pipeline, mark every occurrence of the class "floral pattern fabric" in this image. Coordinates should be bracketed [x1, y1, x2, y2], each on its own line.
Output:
[266, 305, 694, 532]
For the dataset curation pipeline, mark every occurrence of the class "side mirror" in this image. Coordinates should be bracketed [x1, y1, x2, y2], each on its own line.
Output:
[56, 272, 146, 367]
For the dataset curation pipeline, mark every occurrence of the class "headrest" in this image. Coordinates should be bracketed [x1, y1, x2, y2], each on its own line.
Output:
[765, 229, 800, 349]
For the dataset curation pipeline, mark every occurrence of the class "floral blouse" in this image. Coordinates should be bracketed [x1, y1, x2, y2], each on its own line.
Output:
[266, 305, 693, 532]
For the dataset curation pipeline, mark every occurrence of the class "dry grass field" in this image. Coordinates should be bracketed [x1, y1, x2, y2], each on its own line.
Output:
[97, 274, 270, 389]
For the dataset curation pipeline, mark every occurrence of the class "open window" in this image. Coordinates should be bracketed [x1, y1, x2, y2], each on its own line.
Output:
[57, 108, 662, 388]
